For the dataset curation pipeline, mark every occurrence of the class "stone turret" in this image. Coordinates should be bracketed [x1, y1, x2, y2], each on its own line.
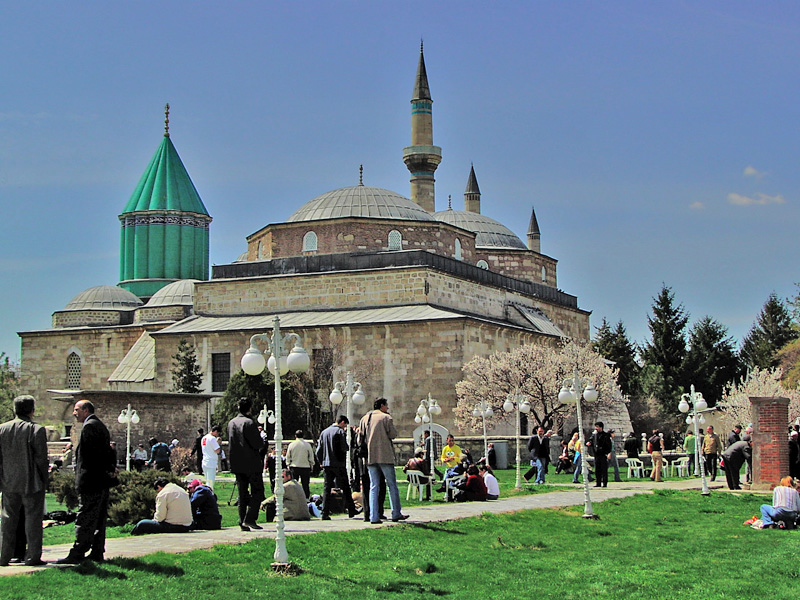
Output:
[402, 43, 442, 213]
[527, 206, 541, 253]
[118, 105, 212, 299]
[464, 164, 481, 214]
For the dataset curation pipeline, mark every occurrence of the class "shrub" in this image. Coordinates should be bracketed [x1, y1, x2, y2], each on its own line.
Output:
[49, 469, 79, 511]
[107, 469, 182, 526]
[170, 447, 195, 476]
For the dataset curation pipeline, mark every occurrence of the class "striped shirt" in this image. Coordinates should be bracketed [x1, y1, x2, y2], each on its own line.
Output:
[773, 486, 800, 512]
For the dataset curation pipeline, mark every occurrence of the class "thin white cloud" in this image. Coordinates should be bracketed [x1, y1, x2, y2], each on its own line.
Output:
[689, 201, 705, 210]
[743, 165, 767, 179]
[727, 192, 786, 206]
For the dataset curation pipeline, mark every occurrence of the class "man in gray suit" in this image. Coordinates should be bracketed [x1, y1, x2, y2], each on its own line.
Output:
[316, 415, 359, 519]
[227, 397, 265, 531]
[0, 395, 49, 567]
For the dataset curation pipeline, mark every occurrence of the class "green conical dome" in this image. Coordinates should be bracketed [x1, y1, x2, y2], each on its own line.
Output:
[122, 136, 209, 216]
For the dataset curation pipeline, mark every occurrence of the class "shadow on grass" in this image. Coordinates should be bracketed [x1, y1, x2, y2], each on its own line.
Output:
[376, 580, 450, 595]
[406, 522, 466, 535]
[111, 557, 185, 576]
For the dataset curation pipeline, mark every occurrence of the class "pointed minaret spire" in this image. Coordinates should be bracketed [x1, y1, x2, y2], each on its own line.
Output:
[164, 103, 170, 137]
[464, 163, 481, 214]
[403, 43, 442, 213]
[359, 164, 364, 186]
[527, 206, 541, 253]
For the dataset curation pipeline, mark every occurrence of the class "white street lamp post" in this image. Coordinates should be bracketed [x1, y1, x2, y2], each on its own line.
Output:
[472, 399, 494, 463]
[415, 393, 442, 500]
[117, 403, 140, 472]
[679, 384, 710, 496]
[559, 368, 599, 518]
[503, 389, 531, 490]
[329, 371, 366, 478]
[241, 316, 310, 568]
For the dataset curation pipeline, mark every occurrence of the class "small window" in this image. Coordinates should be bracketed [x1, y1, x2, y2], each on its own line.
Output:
[302, 231, 318, 252]
[66, 352, 82, 389]
[257, 241, 264, 259]
[212, 353, 231, 393]
[541, 266, 547, 282]
[388, 230, 402, 251]
[454, 238, 462, 261]
[476, 260, 489, 270]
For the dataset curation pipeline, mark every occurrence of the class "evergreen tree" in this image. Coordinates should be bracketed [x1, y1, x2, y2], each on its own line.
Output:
[592, 318, 640, 397]
[740, 293, 798, 370]
[0, 353, 19, 422]
[170, 339, 203, 394]
[682, 316, 741, 407]
[640, 284, 689, 408]
[213, 369, 321, 440]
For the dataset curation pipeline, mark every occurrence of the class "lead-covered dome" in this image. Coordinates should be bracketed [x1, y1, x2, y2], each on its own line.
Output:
[64, 285, 144, 311]
[433, 210, 526, 250]
[144, 279, 198, 307]
[288, 185, 436, 222]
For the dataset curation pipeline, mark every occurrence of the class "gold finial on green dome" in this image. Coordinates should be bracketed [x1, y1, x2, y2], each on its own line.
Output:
[164, 103, 170, 137]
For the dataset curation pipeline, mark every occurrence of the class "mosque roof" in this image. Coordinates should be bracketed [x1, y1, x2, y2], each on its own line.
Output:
[433, 209, 527, 250]
[63, 285, 143, 311]
[121, 134, 209, 216]
[288, 184, 436, 223]
[143, 279, 198, 307]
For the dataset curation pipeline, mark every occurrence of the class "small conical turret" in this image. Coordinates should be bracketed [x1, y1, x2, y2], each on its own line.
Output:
[527, 206, 541, 253]
[403, 42, 442, 213]
[464, 164, 481, 214]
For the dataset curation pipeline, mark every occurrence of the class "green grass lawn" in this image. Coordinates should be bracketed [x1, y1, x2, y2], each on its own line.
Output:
[16, 481, 790, 599]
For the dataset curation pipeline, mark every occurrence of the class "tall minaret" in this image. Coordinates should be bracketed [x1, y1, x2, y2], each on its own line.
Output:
[527, 206, 541, 253]
[464, 164, 481, 214]
[403, 42, 441, 213]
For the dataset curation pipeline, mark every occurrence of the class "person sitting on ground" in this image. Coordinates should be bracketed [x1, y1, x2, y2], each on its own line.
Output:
[131, 477, 193, 535]
[187, 479, 222, 530]
[555, 439, 572, 474]
[462, 447, 475, 466]
[760, 476, 800, 528]
[454, 465, 487, 502]
[479, 464, 499, 500]
[261, 469, 311, 522]
[131, 443, 147, 471]
[404, 447, 432, 500]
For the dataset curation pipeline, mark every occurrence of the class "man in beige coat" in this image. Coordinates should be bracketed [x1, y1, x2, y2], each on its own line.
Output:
[0, 395, 49, 566]
[359, 398, 407, 524]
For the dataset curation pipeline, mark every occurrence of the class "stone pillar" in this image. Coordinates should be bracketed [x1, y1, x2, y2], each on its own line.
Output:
[749, 396, 789, 490]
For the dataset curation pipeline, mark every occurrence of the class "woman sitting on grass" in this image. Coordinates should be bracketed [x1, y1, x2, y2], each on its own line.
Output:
[455, 465, 487, 502]
[759, 476, 800, 529]
[479, 464, 499, 500]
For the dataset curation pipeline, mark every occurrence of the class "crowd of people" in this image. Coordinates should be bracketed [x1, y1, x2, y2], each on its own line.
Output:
[5, 392, 800, 567]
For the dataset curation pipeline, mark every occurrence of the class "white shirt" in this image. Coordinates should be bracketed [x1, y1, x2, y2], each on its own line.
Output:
[483, 472, 500, 497]
[201, 433, 220, 464]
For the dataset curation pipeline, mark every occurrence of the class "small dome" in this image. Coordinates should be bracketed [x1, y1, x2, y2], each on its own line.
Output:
[144, 279, 198, 307]
[234, 251, 249, 263]
[434, 210, 527, 250]
[64, 286, 143, 311]
[288, 185, 436, 223]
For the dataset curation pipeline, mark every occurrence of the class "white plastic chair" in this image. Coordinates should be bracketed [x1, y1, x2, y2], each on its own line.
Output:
[673, 457, 690, 477]
[626, 458, 644, 478]
[405, 470, 428, 500]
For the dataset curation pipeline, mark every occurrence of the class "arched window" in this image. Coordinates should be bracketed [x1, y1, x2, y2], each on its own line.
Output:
[302, 231, 318, 252]
[541, 266, 547, 282]
[66, 352, 82, 389]
[388, 230, 403, 251]
[257, 241, 264, 259]
[476, 260, 489, 270]
[454, 238, 462, 261]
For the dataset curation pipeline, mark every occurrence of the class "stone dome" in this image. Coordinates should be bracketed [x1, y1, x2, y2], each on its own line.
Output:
[433, 210, 527, 250]
[288, 185, 436, 222]
[64, 285, 144, 311]
[144, 279, 198, 307]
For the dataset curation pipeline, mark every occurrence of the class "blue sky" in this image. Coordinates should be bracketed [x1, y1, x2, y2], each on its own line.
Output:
[2, 2, 799, 361]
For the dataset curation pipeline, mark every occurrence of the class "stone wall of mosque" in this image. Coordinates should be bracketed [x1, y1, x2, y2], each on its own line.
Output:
[246, 219, 478, 263]
[478, 248, 558, 288]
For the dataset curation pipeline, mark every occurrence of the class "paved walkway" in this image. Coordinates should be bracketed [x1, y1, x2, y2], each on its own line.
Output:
[1, 478, 753, 577]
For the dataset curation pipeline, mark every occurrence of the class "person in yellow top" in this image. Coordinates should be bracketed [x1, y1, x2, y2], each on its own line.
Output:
[441, 435, 462, 473]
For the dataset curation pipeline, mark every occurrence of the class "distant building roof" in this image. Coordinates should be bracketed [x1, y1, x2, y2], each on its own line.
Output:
[144, 279, 198, 307]
[433, 209, 526, 249]
[288, 185, 436, 223]
[108, 331, 155, 383]
[63, 285, 143, 311]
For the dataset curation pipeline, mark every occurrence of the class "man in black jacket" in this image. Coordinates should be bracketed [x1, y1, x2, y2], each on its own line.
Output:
[58, 400, 117, 564]
[590, 421, 613, 488]
[524, 427, 550, 484]
[316, 415, 359, 519]
[227, 397, 265, 531]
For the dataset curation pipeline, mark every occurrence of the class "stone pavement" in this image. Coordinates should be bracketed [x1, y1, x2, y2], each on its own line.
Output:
[0, 477, 754, 577]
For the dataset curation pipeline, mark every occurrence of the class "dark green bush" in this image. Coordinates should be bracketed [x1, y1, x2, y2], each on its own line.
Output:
[49, 469, 79, 511]
[107, 470, 182, 526]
